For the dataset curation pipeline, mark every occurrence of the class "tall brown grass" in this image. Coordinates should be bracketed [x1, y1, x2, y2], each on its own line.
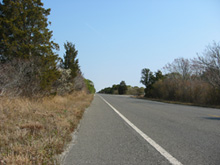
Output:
[0, 91, 93, 164]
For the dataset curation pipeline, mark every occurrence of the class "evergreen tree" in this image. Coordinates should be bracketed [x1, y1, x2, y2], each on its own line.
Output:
[140, 69, 164, 97]
[155, 70, 164, 81]
[63, 41, 79, 79]
[118, 81, 127, 95]
[140, 68, 155, 97]
[0, 0, 60, 90]
[0, 0, 59, 60]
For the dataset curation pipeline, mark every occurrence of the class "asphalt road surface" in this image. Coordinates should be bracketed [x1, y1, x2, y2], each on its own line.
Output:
[63, 94, 220, 165]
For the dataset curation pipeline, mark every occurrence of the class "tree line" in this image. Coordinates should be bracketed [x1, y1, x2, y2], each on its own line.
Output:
[0, 0, 95, 97]
[98, 41, 220, 106]
[140, 41, 220, 106]
[98, 81, 144, 96]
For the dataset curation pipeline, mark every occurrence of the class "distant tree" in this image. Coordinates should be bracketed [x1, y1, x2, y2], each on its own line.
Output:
[164, 58, 191, 80]
[111, 84, 119, 94]
[140, 68, 154, 87]
[155, 70, 164, 81]
[118, 81, 127, 95]
[140, 68, 155, 97]
[62, 41, 79, 79]
[140, 69, 165, 97]
[98, 87, 112, 94]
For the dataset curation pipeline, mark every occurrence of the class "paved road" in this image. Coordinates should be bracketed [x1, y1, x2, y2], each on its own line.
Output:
[63, 94, 220, 165]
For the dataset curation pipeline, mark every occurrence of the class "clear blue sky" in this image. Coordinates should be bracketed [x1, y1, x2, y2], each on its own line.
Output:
[43, 0, 220, 91]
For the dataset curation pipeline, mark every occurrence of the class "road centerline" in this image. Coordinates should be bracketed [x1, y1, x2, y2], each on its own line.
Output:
[99, 95, 183, 165]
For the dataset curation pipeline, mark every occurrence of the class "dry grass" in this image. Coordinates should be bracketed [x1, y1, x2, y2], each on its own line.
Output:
[0, 91, 93, 165]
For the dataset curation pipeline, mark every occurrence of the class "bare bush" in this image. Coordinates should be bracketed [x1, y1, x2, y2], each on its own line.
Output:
[0, 58, 86, 97]
[53, 69, 85, 95]
[73, 71, 85, 91]
[0, 58, 44, 97]
[53, 68, 75, 95]
[127, 86, 144, 96]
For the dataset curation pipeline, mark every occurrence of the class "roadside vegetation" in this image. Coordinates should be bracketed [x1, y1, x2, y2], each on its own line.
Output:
[140, 41, 220, 106]
[99, 41, 220, 107]
[0, 0, 95, 164]
[0, 92, 93, 164]
[98, 81, 144, 96]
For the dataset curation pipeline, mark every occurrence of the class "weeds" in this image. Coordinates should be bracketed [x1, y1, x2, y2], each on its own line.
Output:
[0, 91, 93, 164]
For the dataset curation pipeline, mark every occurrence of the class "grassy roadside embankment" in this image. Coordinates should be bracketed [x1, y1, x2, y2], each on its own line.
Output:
[0, 91, 93, 164]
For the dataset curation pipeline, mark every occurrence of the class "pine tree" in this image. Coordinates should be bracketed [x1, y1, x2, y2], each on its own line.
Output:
[63, 41, 79, 79]
[140, 68, 155, 97]
[0, 0, 60, 90]
[118, 81, 127, 95]
[0, 0, 59, 60]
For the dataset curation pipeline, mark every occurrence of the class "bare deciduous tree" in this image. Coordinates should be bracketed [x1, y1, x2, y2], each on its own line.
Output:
[195, 41, 220, 89]
[164, 57, 192, 80]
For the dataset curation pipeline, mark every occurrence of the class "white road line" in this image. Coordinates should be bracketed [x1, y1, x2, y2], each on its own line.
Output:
[99, 95, 183, 165]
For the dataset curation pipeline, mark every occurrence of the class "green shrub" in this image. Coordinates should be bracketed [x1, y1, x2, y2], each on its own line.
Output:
[84, 79, 95, 94]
